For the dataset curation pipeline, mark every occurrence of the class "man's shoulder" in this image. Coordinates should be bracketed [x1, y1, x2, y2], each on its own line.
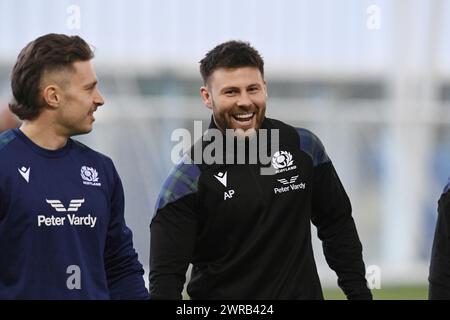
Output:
[267, 118, 330, 166]
[0, 130, 20, 168]
[265, 118, 319, 141]
[0, 129, 18, 153]
[71, 139, 114, 167]
[155, 153, 201, 211]
[265, 117, 322, 145]
[438, 182, 450, 218]
[166, 153, 201, 181]
[0, 130, 21, 179]
[265, 117, 297, 132]
[441, 179, 450, 199]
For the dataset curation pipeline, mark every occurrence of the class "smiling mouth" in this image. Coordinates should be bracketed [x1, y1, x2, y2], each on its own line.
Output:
[88, 111, 96, 121]
[232, 112, 255, 122]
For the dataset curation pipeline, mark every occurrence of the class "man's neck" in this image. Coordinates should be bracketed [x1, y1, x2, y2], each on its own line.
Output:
[20, 121, 69, 150]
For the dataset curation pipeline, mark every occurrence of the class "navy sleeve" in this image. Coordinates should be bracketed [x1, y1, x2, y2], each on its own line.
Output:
[149, 155, 200, 300]
[429, 188, 450, 299]
[104, 164, 149, 299]
[297, 128, 372, 300]
[0, 131, 14, 220]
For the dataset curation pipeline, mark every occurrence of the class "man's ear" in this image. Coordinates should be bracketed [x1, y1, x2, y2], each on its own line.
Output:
[200, 86, 213, 110]
[42, 84, 61, 109]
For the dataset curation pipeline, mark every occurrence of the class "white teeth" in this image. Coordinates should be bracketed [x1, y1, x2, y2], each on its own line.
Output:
[234, 113, 254, 119]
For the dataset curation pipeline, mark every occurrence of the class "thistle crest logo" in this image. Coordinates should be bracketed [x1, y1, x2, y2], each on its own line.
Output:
[81, 166, 101, 186]
[271, 151, 296, 174]
[272, 151, 293, 169]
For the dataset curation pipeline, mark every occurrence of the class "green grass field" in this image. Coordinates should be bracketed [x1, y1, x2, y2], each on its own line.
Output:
[323, 286, 428, 300]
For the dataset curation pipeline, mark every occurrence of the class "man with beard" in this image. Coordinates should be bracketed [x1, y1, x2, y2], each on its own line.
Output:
[149, 40, 371, 300]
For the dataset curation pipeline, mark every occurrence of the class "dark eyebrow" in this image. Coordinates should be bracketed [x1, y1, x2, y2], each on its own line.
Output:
[220, 86, 239, 93]
[83, 80, 97, 89]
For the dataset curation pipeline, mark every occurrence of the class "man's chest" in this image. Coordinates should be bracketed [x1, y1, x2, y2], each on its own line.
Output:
[1, 158, 110, 233]
[198, 147, 314, 225]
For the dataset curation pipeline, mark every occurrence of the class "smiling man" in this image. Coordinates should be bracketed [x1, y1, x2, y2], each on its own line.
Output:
[0, 34, 148, 299]
[200, 65, 266, 136]
[149, 41, 372, 300]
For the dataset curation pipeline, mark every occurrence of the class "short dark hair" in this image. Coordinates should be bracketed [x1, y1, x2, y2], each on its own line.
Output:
[9, 33, 94, 120]
[199, 40, 264, 84]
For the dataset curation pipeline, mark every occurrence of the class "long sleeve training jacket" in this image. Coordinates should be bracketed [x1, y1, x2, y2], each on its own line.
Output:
[150, 117, 371, 300]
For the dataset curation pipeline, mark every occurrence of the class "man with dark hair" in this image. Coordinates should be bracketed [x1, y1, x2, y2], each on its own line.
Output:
[429, 180, 450, 299]
[0, 33, 148, 299]
[149, 40, 372, 299]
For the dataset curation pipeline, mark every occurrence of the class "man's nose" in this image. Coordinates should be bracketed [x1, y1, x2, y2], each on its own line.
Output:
[236, 92, 252, 107]
[94, 89, 105, 107]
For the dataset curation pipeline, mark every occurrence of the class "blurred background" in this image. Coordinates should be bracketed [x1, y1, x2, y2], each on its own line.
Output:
[2, 0, 450, 299]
